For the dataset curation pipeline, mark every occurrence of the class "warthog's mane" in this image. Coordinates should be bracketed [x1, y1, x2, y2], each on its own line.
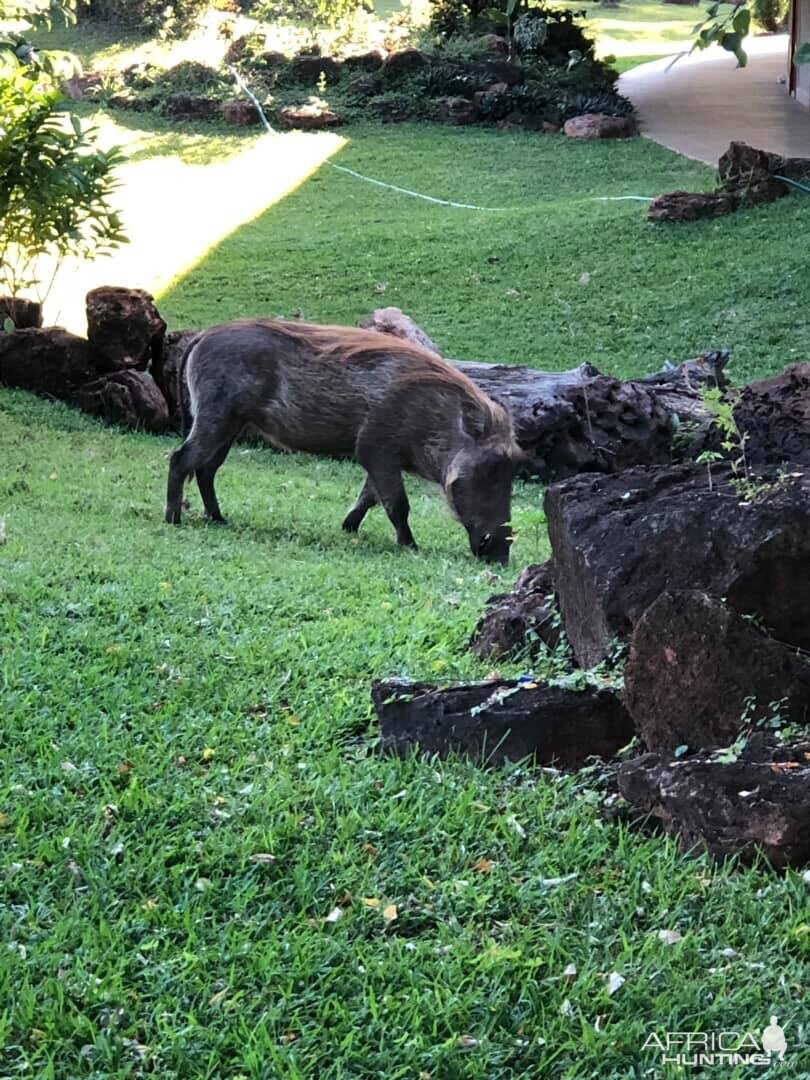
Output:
[260, 318, 513, 439]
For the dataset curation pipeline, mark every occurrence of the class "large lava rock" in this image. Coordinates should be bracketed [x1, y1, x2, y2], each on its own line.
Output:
[73, 370, 169, 433]
[0, 327, 99, 398]
[372, 677, 633, 767]
[279, 103, 345, 130]
[698, 363, 810, 468]
[86, 286, 166, 373]
[648, 191, 735, 222]
[221, 100, 261, 126]
[718, 140, 789, 206]
[618, 744, 810, 867]
[164, 94, 220, 120]
[624, 591, 810, 754]
[470, 561, 563, 660]
[545, 463, 810, 667]
[563, 113, 637, 139]
[0, 296, 42, 329]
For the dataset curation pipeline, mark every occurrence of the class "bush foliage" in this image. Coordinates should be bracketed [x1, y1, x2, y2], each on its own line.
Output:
[76, 0, 210, 34]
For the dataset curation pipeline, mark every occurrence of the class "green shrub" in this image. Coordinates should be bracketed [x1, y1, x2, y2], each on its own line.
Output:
[76, 0, 210, 34]
[0, 74, 125, 301]
[752, 0, 787, 32]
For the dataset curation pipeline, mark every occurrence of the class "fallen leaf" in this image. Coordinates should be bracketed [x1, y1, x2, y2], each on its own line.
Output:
[363, 842, 379, 856]
[362, 897, 380, 909]
[562, 962, 577, 982]
[473, 857, 495, 875]
[208, 988, 229, 1008]
[579, 272, 592, 285]
[506, 815, 526, 840]
[383, 903, 398, 924]
[250, 853, 277, 864]
[606, 972, 625, 995]
[771, 761, 800, 772]
[657, 929, 683, 945]
[141, 896, 159, 911]
[0, 519, 6, 545]
[201, 747, 216, 762]
[458, 1035, 480, 1047]
[281, 1031, 298, 1044]
[325, 906, 344, 923]
[560, 998, 574, 1017]
[117, 761, 133, 776]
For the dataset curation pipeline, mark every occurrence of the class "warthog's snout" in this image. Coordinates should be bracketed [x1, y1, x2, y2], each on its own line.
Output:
[469, 525, 512, 565]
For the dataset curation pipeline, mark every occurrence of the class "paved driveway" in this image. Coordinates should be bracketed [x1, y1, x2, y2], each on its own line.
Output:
[620, 35, 810, 163]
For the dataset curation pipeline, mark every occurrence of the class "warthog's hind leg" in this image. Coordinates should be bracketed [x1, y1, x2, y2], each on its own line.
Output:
[196, 441, 232, 523]
[342, 475, 379, 533]
[165, 419, 238, 525]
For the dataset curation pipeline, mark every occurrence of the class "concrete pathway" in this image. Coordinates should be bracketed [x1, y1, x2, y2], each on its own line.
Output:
[620, 35, 810, 164]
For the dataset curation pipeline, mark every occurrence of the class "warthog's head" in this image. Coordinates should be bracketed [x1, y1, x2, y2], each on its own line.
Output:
[444, 406, 521, 564]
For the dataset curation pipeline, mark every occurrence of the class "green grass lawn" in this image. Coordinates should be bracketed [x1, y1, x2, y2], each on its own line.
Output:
[4, 29, 810, 1077]
[155, 123, 810, 386]
[3, 391, 809, 1079]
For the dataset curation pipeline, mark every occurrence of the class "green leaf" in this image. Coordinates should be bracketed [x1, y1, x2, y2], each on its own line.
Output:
[3, 316, 15, 333]
[706, 2, 720, 15]
[732, 7, 750, 34]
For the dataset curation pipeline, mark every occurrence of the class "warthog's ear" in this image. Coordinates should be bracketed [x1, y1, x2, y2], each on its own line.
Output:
[459, 398, 489, 439]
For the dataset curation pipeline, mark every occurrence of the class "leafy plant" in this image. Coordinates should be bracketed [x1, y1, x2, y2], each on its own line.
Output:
[752, 0, 786, 32]
[688, 1, 751, 67]
[0, 76, 126, 302]
[75, 0, 210, 35]
[0, 0, 76, 77]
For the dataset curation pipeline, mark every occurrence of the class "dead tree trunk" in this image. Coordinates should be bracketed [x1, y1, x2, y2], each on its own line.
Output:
[360, 307, 729, 480]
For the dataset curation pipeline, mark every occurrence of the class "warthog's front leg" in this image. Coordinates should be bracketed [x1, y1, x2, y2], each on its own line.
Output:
[362, 465, 416, 549]
[342, 476, 379, 533]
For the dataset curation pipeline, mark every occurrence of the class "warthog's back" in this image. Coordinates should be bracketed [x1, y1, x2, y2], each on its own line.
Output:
[184, 318, 498, 458]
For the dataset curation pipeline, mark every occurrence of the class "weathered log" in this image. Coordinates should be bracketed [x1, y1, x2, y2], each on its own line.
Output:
[360, 307, 730, 480]
[624, 591, 810, 754]
[372, 677, 634, 767]
[545, 463, 810, 667]
[695, 363, 810, 468]
[470, 560, 564, 660]
[0, 327, 99, 399]
[153, 329, 198, 431]
[73, 370, 170, 433]
[618, 744, 810, 867]
[86, 286, 166, 373]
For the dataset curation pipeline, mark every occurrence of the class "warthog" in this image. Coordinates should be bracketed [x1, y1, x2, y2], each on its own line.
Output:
[165, 319, 520, 563]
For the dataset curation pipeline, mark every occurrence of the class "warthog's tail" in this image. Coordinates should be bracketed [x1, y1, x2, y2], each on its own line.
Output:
[175, 335, 198, 439]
